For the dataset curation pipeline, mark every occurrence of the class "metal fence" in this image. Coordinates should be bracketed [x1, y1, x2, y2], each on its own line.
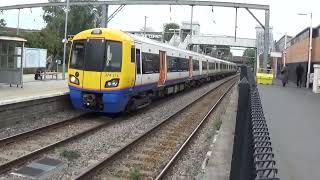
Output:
[230, 66, 280, 180]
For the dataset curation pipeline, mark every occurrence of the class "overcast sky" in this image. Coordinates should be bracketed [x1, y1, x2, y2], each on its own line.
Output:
[0, 0, 319, 41]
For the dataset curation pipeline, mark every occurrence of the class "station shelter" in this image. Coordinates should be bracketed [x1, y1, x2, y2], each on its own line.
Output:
[0, 36, 26, 88]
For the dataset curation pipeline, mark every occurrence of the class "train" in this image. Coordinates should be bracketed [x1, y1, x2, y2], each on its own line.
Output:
[68, 28, 237, 113]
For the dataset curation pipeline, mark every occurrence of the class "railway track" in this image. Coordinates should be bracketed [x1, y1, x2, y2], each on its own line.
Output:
[0, 113, 112, 174]
[75, 76, 238, 180]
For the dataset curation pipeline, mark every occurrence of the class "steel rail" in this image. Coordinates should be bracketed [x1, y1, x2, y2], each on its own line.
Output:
[0, 118, 113, 174]
[74, 75, 238, 180]
[155, 77, 237, 179]
[0, 114, 87, 146]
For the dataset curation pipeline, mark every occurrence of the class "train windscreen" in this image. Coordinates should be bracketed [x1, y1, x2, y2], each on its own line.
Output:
[70, 40, 122, 72]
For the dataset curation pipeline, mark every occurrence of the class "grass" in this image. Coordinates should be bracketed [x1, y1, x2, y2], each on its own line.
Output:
[130, 166, 141, 180]
[57, 148, 81, 162]
[214, 120, 222, 130]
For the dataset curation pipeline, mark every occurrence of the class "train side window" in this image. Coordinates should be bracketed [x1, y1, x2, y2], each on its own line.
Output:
[167, 56, 178, 72]
[131, 47, 135, 63]
[142, 52, 159, 74]
[193, 60, 199, 71]
[136, 49, 141, 74]
[180, 58, 189, 71]
[202, 61, 207, 70]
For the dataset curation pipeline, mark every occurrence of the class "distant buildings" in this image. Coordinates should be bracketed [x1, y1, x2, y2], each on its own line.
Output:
[127, 31, 163, 42]
[275, 25, 320, 86]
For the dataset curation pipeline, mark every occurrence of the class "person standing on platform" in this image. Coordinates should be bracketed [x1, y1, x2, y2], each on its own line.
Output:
[296, 64, 304, 88]
[281, 65, 289, 87]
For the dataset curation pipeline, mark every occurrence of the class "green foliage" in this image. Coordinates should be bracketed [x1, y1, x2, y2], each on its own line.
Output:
[58, 148, 80, 161]
[163, 23, 180, 42]
[243, 48, 256, 67]
[0, 19, 6, 27]
[214, 120, 222, 130]
[0, 10, 6, 31]
[26, 0, 99, 58]
[130, 166, 141, 180]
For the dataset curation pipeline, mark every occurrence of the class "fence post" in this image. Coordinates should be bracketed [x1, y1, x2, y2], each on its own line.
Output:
[230, 77, 250, 180]
[240, 65, 248, 80]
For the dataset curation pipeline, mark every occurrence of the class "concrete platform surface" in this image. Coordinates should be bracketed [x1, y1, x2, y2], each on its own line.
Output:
[258, 79, 320, 180]
[0, 74, 68, 106]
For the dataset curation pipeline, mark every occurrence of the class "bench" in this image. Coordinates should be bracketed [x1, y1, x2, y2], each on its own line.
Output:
[40, 72, 59, 80]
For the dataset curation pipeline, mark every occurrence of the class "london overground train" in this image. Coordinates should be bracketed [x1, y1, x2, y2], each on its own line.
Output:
[68, 28, 237, 113]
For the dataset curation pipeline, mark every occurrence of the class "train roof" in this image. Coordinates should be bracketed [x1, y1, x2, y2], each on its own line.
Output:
[128, 33, 235, 65]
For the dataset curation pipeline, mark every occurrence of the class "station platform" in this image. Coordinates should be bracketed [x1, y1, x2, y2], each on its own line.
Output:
[258, 79, 320, 180]
[0, 74, 68, 106]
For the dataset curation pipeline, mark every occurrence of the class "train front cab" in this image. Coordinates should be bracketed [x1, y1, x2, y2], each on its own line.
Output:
[68, 29, 135, 113]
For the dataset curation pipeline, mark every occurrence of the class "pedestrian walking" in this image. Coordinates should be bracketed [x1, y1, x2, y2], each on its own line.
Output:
[296, 64, 304, 88]
[281, 65, 289, 87]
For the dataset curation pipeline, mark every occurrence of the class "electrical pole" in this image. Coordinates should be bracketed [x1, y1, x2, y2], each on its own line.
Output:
[62, 0, 70, 80]
[283, 32, 287, 67]
[306, 13, 313, 88]
[144, 16, 148, 37]
[16, 9, 20, 36]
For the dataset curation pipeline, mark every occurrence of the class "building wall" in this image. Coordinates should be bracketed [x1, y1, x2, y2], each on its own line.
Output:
[312, 37, 320, 62]
[286, 38, 309, 64]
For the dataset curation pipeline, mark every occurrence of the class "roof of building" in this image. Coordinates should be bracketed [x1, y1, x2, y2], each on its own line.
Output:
[0, 36, 27, 42]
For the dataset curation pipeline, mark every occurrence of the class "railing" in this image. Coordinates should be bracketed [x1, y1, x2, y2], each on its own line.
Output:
[230, 66, 280, 180]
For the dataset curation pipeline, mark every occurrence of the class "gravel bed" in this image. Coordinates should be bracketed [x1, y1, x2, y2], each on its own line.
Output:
[94, 80, 234, 179]
[0, 118, 106, 166]
[2, 76, 235, 180]
[0, 110, 84, 139]
[163, 85, 237, 179]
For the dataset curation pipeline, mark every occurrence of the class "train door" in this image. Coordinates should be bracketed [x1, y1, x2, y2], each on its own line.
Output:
[189, 56, 193, 78]
[158, 50, 167, 86]
[134, 43, 143, 86]
[82, 38, 104, 91]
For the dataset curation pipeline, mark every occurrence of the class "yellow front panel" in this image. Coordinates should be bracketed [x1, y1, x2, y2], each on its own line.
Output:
[83, 71, 101, 91]
[68, 68, 83, 88]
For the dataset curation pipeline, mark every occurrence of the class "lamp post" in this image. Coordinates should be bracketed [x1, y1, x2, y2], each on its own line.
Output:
[62, 0, 70, 80]
[298, 12, 313, 88]
[283, 32, 287, 67]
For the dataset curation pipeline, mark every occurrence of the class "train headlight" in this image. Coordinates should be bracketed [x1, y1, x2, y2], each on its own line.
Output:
[69, 75, 80, 85]
[105, 79, 119, 88]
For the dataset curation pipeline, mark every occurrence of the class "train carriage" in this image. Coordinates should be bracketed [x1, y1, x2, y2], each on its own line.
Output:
[68, 28, 237, 113]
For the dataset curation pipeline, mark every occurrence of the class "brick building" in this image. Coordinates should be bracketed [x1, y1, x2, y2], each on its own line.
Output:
[276, 25, 320, 86]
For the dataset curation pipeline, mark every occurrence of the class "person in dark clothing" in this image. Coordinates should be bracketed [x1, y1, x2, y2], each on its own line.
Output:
[296, 64, 304, 88]
[281, 65, 289, 87]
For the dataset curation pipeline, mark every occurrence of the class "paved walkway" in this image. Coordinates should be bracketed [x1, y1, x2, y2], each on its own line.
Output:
[258, 79, 320, 180]
[0, 74, 68, 105]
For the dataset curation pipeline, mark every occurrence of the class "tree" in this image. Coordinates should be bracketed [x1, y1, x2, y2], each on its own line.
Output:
[0, 10, 6, 29]
[243, 48, 256, 67]
[0, 19, 5, 27]
[163, 23, 180, 42]
[41, 0, 99, 57]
